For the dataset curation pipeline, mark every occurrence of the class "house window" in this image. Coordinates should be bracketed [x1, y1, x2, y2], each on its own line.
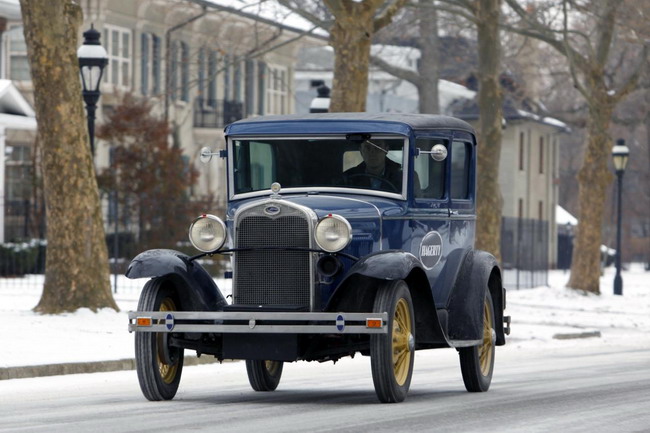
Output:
[5, 25, 30, 81]
[519, 131, 525, 171]
[234, 60, 243, 104]
[103, 25, 132, 88]
[140, 32, 161, 96]
[538, 200, 544, 220]
[5, 144, 32, 202]
[266, 65, 289, 115]
[518, 198, 524, 219]
[539, 136, 544, 174]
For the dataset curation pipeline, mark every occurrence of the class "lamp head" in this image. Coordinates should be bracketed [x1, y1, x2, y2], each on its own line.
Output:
[612, 139, 629, 173]
[77, 25, 108, 93]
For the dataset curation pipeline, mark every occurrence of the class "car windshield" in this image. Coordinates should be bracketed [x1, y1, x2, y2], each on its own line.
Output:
[230, 136, 407, 196]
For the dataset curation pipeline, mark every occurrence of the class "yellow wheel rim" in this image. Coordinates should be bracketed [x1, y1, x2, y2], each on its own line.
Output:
[392, 298, 413, 386]
[265, 360, 280, 376]
[157, 298, 179, 384]
[478, 298, 494, 376]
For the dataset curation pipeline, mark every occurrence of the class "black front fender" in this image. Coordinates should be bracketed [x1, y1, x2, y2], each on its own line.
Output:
[327, 251, 449, 347]
[126, 249, 227, 311]
[347, 250, 423, 281]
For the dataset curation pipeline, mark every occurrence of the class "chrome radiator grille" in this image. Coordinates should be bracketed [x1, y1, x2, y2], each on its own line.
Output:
[234, 203, 312, 308]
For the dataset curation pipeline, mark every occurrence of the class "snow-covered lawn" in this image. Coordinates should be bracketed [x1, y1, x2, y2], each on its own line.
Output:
[1, 265, 648, 368]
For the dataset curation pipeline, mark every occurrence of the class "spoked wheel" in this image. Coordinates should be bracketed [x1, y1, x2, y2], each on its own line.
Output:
[135, 279, 184, 401]
[246, 360, 284, 391]
[459, 291, 495, 392]
[370, 280, 415, 403]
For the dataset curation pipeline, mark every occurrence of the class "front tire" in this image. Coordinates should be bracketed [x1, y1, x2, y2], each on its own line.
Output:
[459, 291, 495, 392]
[370, 280, 415, 403]
[246, 360, 284, 391]
[135, 279, 184, 401]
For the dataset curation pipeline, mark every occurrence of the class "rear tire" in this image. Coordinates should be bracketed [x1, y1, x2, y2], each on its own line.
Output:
[135, 279, 184, 401]
[246, 360, 284, 391]
[459, 291, 495, 392]
[370, 280, 415, 403]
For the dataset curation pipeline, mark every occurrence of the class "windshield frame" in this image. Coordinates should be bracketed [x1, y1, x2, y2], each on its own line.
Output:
[227, 134, 410, 201]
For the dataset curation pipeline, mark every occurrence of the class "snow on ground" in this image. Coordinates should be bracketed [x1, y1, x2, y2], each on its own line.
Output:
[0, 265, 648, 368]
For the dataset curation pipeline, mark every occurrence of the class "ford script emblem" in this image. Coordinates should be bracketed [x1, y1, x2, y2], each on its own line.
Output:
[264, 205, 281, 216]
[419, 231, 443, 270]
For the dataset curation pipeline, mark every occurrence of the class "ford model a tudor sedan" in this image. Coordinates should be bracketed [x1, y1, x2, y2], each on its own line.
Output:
[127, 113, 510, 403]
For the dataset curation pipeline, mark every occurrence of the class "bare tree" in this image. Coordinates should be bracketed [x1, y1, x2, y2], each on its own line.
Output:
[370, 0, 441, 114]
[280, 0, 407, 112]
[20, 0, 117, 313]
[504, 0, 648, 294]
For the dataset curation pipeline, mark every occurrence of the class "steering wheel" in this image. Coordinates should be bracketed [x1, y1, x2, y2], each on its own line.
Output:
[344, 173, 399, 193]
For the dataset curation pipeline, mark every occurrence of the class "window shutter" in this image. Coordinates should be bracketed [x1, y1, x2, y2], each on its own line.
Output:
[181, 42, 190, 102]
[208, 51, 218, 107]
[257, 61, 266, 115]
[152, 35, 161, 95]
[141, 33, 149, 96]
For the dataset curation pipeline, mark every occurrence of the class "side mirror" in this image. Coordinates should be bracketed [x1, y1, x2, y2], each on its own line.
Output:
[430, 144, 448, 161]
[200, 147, 219, 163]
[416, 144, 448, 161]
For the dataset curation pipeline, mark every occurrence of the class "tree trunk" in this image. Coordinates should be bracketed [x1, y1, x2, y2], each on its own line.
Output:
[417, 1, 440, 114]
[474, 0, 504, 262]
[567, 99, 614, 294]
[327, 5, 375, 112]
[20, 0, 117, 313]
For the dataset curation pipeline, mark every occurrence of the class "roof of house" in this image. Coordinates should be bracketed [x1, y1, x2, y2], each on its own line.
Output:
[448, 95, 570, 132]
[0, 79, 36, 130]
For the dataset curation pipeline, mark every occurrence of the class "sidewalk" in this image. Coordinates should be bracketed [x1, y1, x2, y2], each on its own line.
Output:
[2, 266, 648, 380]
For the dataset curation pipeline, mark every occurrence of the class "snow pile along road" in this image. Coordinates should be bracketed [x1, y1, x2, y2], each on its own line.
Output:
[0, 264, 648, 370]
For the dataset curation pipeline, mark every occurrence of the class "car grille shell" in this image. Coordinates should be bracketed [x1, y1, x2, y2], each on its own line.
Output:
[233, 201, 314, 309]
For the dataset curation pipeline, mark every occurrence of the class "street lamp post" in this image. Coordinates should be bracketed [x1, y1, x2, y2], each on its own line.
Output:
[612, 139, 629, 296]
[77, 25, 108, 157]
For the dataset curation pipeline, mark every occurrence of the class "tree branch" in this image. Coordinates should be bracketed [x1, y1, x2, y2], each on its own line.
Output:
[370, 54, 420, 84]
[373, 0, 409, 32]
[277, 0, 332, 29]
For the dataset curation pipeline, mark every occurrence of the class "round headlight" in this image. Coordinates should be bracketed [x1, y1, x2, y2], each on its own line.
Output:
[315, 214, 352, 253]
[189, 214, 227, 252]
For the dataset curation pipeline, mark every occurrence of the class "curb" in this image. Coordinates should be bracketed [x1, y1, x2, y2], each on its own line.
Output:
[0, 355, 220, 381]
[552, 330, 602, 340]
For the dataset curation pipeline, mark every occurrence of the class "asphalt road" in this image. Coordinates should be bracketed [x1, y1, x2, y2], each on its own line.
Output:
[2, 342, 649, 433]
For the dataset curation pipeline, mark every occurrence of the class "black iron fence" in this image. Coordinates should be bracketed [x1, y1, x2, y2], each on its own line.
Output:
[2, 214, 552, 293]
[501, 216, 549, 289]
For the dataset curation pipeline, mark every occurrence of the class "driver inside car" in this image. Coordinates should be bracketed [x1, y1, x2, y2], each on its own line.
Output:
[343, 140, 403, 191]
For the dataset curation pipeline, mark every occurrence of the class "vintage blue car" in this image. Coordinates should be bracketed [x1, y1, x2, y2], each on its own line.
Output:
[127, 113, 510, 403]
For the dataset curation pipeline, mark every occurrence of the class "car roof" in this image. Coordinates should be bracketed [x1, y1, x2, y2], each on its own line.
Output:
[224, 113, 476, 137]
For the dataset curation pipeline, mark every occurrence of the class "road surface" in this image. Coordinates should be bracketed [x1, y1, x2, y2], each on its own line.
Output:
[2, 341, 649, 432]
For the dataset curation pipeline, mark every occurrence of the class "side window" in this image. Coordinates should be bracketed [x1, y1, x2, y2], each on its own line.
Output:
[415, 138, 447, 199]
[450, 141, 471, 199]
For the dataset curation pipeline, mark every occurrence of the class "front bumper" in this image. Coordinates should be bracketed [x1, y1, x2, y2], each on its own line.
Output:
[128, 311, 388, 334]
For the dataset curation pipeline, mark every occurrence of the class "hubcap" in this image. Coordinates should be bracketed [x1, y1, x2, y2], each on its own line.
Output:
[478, 299, 494, 376]
[157, 298, 179, 384]
[392, 298, 413, 386]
